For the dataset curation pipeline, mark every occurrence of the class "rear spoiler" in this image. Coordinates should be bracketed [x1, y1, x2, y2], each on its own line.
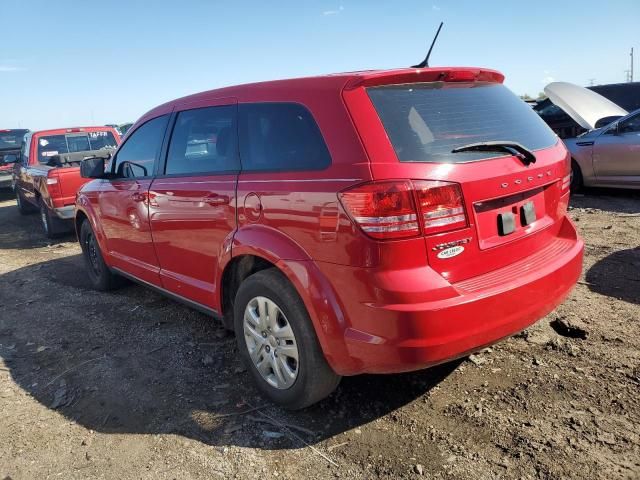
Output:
[46, 149, 114, 168]
[343, 68, 505, 90]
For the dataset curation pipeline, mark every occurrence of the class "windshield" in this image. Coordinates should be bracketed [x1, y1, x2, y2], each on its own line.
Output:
[0, 129, 29, 151]
[37, 131, 117, 163]
[367, 82, 558, 163]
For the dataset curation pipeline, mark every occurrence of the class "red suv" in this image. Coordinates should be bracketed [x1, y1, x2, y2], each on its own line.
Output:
[76, 68, 583, 409]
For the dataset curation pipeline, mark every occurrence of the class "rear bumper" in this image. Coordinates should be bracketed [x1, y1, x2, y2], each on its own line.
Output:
[0, 173, 12, 189]
[53, 205, 75, 220]
[318, 216, 583, 375]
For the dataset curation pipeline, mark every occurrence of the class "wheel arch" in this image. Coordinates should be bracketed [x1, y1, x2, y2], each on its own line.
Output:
[218, 225, 356, 374]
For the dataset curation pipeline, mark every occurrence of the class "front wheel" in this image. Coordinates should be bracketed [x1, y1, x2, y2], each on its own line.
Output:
[234, 268, 341, 410]
[570, 160, 583, 193]
[79, 219, 125, 291]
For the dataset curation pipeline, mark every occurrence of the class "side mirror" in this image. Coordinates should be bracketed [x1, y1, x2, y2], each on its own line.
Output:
[80, 156, 107, 178]
[594, 116, 623, 129]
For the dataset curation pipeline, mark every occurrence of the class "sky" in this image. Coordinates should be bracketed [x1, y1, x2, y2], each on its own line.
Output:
[1, 0, 638, 130]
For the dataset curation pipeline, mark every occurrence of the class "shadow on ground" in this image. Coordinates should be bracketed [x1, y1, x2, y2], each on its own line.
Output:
[0, 196, 75, 249]
[570, 188, 640, 214]
[0, 254, 458, 450]
[586, 247, 640, 305]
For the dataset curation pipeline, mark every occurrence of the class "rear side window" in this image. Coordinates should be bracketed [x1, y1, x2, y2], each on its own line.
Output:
[239, 103, 331, 172]
[36, 131, 118, 164]
[165, 105, 239, 175]
[113, 115, 169, 178]
[368, 82, 558, 163]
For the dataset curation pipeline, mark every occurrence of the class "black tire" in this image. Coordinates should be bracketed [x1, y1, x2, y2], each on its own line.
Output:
[234, 268, 341, 410]
[570, 160, 583, 193]
[16, 189, 36, 215]
[79, 219, 125, 291]
[39, 200, 68, 239]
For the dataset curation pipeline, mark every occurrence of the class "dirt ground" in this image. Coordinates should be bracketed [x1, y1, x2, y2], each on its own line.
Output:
[0, 188, 638, 480]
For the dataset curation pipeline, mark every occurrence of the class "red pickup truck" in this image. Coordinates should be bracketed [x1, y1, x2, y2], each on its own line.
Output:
[13, 126, 120, 237]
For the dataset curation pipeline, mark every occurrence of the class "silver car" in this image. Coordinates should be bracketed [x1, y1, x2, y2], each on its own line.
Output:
[544, 82, 640, 190]
[565, 109, 640, 190]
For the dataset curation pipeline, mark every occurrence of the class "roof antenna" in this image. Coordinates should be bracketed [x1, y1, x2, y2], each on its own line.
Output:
[411, 22, 444, 68]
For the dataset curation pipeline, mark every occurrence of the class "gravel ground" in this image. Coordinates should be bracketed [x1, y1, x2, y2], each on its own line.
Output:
[0, 188, 638, 480]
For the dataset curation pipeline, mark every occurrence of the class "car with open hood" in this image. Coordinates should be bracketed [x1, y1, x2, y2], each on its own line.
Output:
[536, 81, 640, 138]
[545, 82, 640, 190]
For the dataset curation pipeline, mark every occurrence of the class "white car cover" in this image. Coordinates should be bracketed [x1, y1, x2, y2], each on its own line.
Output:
[544, 82, 628, 130]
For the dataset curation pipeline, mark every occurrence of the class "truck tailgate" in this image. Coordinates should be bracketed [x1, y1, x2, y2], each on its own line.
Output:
[50, 167, 90, 207]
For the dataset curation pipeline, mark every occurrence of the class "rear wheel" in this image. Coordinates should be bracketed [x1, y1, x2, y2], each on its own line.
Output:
[570, 160, 583, 192]
[16, 189, 36, 215]
[39, 200, 67, 239]
[234, 268, 341, 409]
[79, 219, 124, 291]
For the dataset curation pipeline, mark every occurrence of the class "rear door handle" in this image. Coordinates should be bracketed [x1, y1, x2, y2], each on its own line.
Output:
[204, 194, 230, 206]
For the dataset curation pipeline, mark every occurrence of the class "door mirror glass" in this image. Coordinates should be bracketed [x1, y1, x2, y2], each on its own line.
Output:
[80, 156, 106, 178]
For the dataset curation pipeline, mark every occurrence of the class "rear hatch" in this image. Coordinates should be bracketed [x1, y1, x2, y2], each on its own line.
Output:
[344, 71, 571, 283]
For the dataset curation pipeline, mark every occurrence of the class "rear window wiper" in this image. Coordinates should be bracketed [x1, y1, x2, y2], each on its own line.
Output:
[451, 141, 537, 166]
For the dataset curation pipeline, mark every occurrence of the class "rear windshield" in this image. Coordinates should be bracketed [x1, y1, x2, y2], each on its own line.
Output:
[37, 131, 117, 163]
[0, 129, 28, 151]
[367, 82, 558, 163]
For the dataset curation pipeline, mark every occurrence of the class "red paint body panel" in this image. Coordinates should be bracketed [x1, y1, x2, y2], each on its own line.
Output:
[149, 175, 237, 309]
[96, 178, 160, 286]
[76, 68, 583, 377]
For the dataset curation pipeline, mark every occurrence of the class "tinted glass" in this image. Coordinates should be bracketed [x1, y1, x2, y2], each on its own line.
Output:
[619, 113, 640, 134]
[368, 82, 558, 163]
[239, 103, 331, 172]
[0, 152, 18, 165]
[36, 131, 118, 163]
[166, 105, 238, 175]
[0, 129, 28, 150]
[114, 115, 169, 178]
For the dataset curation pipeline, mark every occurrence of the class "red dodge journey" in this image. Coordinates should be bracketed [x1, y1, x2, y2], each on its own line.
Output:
[75, 67, 584, 408]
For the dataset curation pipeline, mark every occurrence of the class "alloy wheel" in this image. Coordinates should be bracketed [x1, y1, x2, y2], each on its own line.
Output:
[243, 296, 299, 389]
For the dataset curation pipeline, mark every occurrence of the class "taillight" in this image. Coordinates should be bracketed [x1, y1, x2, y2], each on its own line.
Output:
[414, 180, 467, 235]
[338, 181, 420, 240]
[46, 176, 62, 197]
[561, 174, 571, 192]
[339, 180, 468, 240]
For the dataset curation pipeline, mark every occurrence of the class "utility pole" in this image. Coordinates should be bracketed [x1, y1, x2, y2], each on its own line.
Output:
[588, 78, 596, 86]
[631, 47, 634, 82]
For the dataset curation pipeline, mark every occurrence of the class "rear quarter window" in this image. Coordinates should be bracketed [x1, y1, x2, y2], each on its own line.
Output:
[238, 103, 331, 172]
[368, 82, 558, 163]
